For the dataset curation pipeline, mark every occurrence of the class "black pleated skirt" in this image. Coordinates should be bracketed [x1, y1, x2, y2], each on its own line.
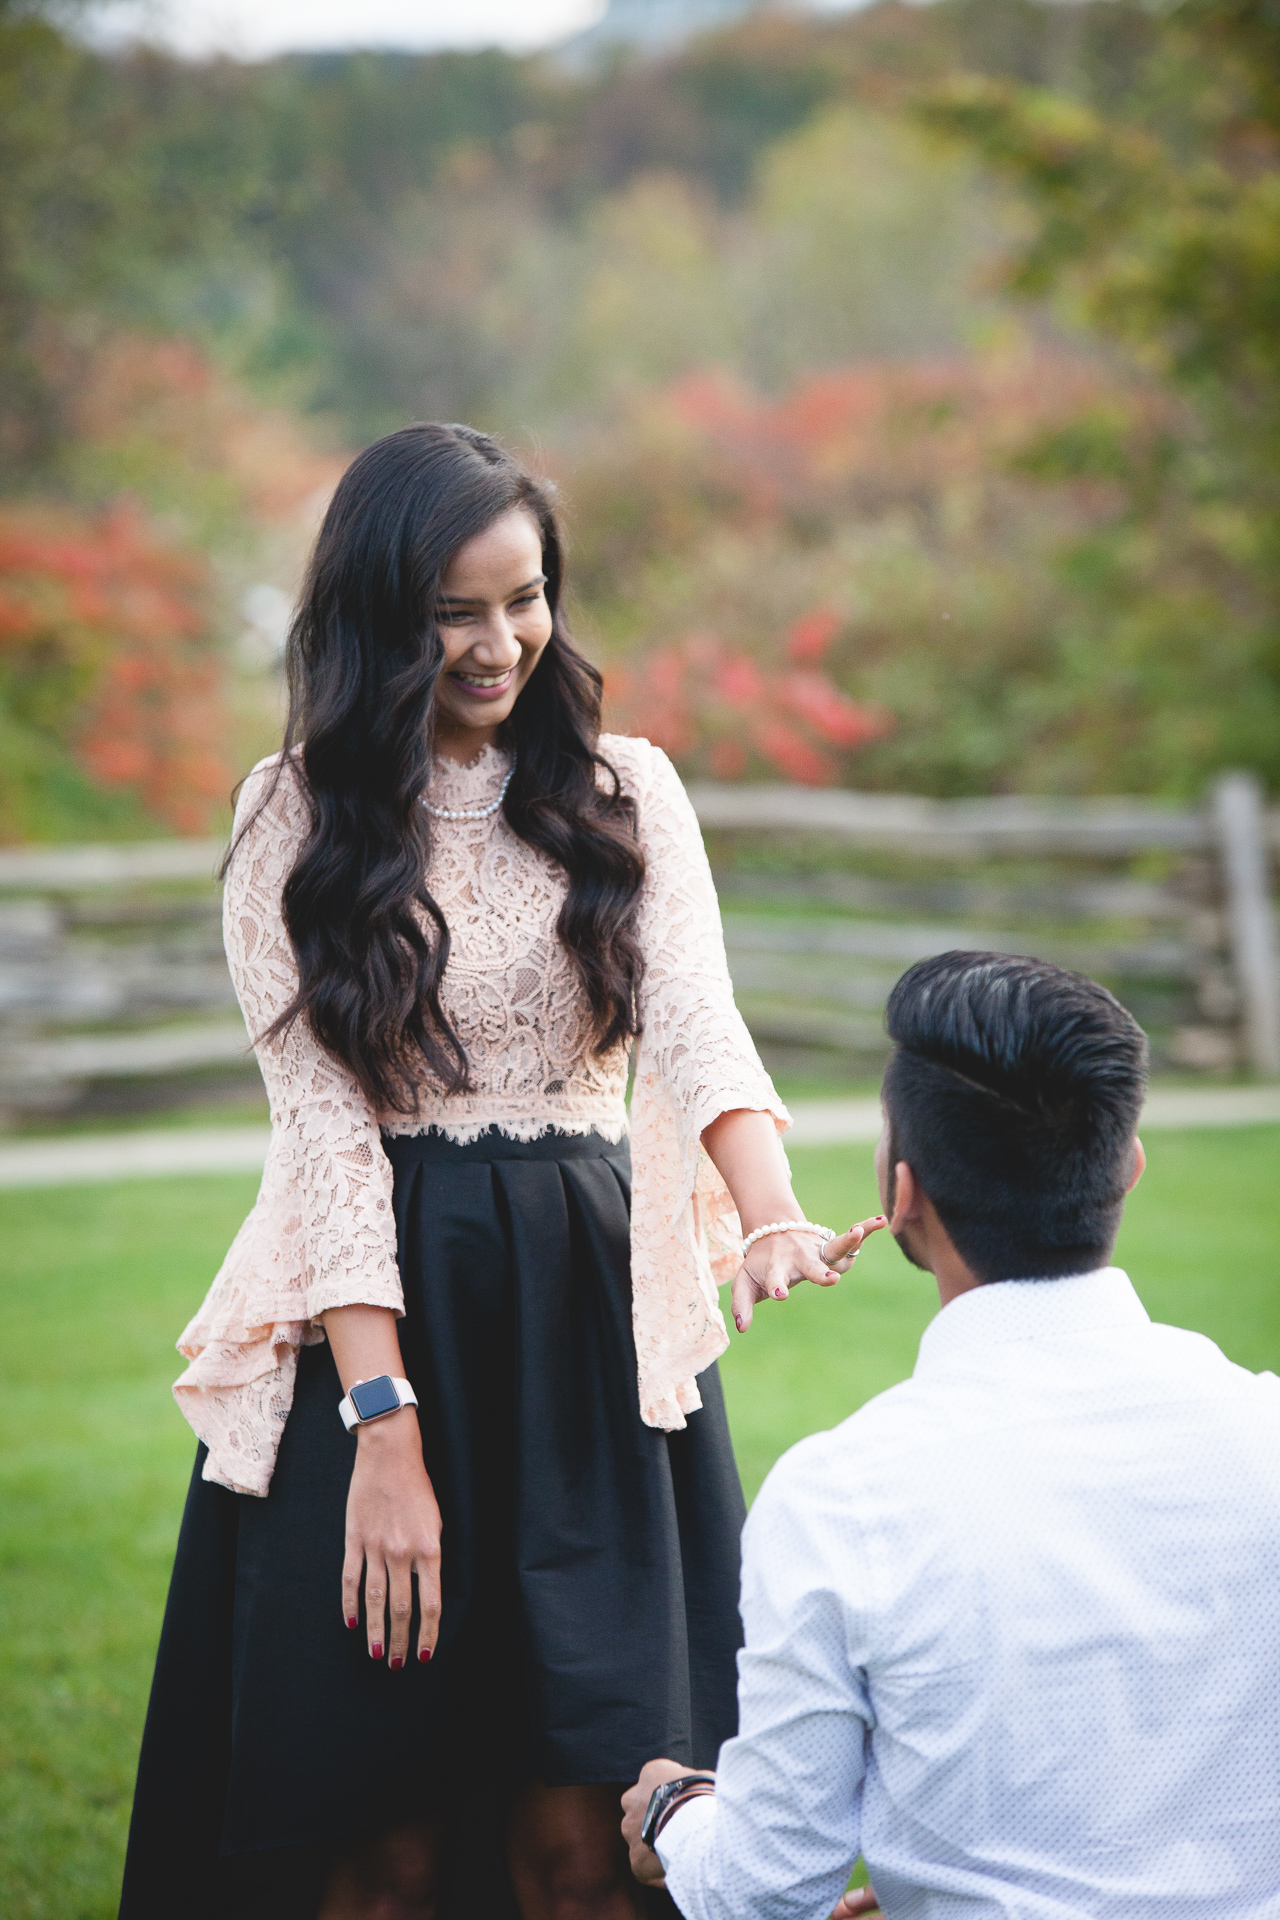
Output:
[120, 1128, 746, 1919]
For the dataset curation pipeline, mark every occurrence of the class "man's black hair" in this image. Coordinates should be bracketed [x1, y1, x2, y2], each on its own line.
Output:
[882, 951, 1148, 1283]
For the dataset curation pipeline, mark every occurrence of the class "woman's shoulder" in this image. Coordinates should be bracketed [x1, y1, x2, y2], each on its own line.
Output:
[597, 733, 681, 799]
[232, 749, 311, 843]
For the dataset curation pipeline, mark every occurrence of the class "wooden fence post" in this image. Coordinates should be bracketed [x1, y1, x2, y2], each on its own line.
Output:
[1213, 772, 1280, 1077]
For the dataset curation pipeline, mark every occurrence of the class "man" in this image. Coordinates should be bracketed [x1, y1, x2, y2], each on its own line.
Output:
[623, 951, 1280, 1919]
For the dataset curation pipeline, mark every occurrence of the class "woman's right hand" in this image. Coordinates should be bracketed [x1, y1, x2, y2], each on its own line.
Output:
[342, 1407, 442, 1669]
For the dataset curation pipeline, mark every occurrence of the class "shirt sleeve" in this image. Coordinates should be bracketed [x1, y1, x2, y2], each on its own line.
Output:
[632, 741, 789, 1161]
[657, 1450, 871, 1920]
[220, 758, 402, 1323]
[172, 758, 402, 1495]
[618, 739, 793, 1429]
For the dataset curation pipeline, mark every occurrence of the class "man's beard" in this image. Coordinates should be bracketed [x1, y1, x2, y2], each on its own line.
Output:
[892, 1225, 930, 1272]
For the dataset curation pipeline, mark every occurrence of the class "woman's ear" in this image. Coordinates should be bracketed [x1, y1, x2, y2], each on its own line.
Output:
[1126, 1137, 1146, 1194]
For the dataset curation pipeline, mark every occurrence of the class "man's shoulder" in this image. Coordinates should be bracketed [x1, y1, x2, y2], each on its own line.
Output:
[749, 1376, 946, 1534]
[1145, 1319, 1280, 1419]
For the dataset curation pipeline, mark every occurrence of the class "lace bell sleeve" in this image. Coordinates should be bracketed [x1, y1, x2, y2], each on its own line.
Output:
[172, 757, 403, 1496]
[622, 738, 791, 1431]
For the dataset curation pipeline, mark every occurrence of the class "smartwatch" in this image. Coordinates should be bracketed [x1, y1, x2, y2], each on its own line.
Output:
[640, 1773, 716, 1851]
[338, 1374, 419, 1432]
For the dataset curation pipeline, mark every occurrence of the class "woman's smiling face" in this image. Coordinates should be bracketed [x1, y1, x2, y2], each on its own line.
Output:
[431, 507, 553, 760]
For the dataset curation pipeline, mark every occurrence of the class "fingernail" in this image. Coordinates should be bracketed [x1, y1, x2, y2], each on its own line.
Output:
[389, 1655, 404, 1670]
[419, 1646, 433, 1663]
[371, 1642, 383, 1659]
[346, 1615, 358, 1630]
[826, 1269, 839, 1279]
[734, 1315, 743, 1331]
[775, 1289, 787, 1300]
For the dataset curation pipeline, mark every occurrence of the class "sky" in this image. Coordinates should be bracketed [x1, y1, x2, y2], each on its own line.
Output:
[85, 0, 609, 58]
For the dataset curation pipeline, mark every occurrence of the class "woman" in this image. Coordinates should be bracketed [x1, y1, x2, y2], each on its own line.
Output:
[120, 424, 880, 1920]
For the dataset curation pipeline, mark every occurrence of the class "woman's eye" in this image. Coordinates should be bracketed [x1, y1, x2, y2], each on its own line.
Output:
[510, 593, 540, 610]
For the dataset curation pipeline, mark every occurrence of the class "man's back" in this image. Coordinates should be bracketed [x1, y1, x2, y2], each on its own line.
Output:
[664, 1268, 1280, 1918]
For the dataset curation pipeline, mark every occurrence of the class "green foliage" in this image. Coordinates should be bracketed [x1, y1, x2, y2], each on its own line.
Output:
[916, 0, 1280, 790]
[3, 0, 1278, 823]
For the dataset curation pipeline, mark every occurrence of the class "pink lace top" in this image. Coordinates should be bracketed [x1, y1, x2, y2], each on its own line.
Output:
[174, 735, 789, 1495]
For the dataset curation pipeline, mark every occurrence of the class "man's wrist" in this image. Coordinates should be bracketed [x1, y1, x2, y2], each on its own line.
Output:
[641, 1770, 716, 1849]
[654, 1780, 715, 1843]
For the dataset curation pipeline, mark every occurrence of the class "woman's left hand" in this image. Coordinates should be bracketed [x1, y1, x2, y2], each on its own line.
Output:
[730, 1216, 887, 1333]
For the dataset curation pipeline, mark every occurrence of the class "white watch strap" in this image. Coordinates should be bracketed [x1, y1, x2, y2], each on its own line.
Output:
[338, 1375, 419, 1432]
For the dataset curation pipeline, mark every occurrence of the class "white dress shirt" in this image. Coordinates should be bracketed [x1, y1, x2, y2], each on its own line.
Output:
[659, 1267, 1280, 1919]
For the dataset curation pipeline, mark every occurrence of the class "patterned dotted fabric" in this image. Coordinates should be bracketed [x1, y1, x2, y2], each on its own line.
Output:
[173, 736, 787, 1495]
[659, 1268, 1280, 1920]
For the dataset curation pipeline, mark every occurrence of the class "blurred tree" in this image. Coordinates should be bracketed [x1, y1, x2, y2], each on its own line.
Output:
[5, 0, 1269, 829]
[587, 350, 1172, 795]
[0, 500, 229, 839]
[917, 0, 1280, 788]
[0, 1, 264, 475]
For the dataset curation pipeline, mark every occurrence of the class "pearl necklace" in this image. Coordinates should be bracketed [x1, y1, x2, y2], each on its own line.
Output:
[419, 759, 515, 823]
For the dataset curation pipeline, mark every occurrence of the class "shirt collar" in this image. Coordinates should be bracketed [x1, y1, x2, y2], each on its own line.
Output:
[914, 1266, 1149, 1377]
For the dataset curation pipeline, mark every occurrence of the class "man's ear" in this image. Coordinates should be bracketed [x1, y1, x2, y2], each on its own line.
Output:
[889, 1159, 919, 1233]
[1126, 1137, 1146, 1194]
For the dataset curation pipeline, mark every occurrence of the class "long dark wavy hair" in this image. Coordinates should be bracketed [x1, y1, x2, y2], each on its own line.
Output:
[233, 423, 646, 1112]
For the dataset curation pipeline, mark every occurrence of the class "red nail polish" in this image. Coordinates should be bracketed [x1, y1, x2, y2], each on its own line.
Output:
[389, 1655, 404, 1670]
[371, 1642, 383, 1659]
[419, 1646, 432, 1663]
[346, 1615, 358, 1630]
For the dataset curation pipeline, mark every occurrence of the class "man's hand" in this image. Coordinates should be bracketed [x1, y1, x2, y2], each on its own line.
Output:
[621, 1757, 698, 1886]
[830, 1888, 882, 1916]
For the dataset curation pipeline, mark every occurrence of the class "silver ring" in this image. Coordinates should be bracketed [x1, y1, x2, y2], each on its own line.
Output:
[820, 1239, 835, 1265]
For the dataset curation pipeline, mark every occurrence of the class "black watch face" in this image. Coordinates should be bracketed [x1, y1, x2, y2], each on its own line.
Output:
[350, 1375, 401, 1422]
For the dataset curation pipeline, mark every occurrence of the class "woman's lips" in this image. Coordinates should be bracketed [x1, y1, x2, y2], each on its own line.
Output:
[449, 667, 516, 702]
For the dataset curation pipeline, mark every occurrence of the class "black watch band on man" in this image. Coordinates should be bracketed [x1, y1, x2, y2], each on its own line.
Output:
[640, 1772, 716, 1851]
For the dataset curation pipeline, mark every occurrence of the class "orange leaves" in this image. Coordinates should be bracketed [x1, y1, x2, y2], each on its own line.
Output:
[0, 500, 231, 835]
[0, 504, 204, 650]
[0, 327, 343, 840]
[608, 626, 892, 786]
[63, 331, 343, 529]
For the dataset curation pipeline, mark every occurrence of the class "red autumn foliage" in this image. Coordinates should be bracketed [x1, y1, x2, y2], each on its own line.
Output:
[588, 345, 1182, 791]
[0, 501, 231, 834]
[782, 669, 888, 748]
[607, 627, 893, 786]
[663, 355, 1124, 523]
[785, 607, 842, 665]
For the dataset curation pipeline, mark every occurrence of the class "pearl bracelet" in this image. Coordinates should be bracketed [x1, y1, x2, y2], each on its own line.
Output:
[740, 1219, 837, 1259]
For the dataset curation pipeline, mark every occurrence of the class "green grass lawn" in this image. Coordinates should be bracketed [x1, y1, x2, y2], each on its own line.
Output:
[1, 1127, 1277, 1918]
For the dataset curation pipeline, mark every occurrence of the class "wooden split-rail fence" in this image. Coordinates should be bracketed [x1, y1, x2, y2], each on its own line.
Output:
[0, 772, 1276, 1125]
